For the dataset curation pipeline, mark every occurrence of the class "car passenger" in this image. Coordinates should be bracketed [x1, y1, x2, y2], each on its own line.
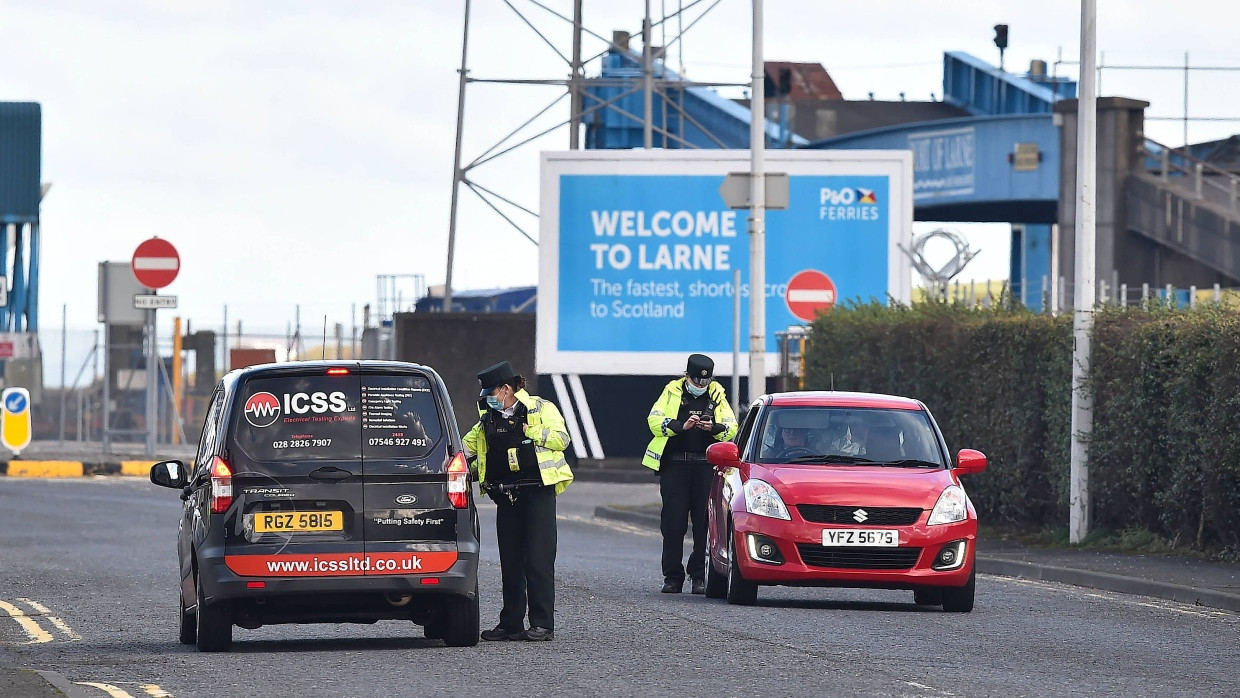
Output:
[830, 414, 868, 456]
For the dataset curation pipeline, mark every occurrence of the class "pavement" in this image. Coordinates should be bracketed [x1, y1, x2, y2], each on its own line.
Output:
[0, 440, 196, 478]
[593, 503, 1240, 614]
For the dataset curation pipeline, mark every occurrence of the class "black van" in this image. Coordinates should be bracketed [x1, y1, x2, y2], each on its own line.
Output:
[150, 361, 480, 651]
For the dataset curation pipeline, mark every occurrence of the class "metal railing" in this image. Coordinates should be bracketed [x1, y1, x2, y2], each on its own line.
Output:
[1140, 138, 1240, 213]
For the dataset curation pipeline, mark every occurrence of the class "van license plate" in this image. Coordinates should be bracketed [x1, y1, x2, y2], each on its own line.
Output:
[822, 529, 898, 547]
[254, 511, 343, 532]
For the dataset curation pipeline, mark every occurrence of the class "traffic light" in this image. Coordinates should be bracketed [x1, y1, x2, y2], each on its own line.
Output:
[993, 24, 1008, 70]
[993, 24, 1008, 50]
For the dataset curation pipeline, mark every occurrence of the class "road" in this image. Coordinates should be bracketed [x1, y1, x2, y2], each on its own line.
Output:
[0, 477, 1235, 697]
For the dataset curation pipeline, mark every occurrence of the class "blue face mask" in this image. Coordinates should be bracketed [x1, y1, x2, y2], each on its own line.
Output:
[685, 381, 707, 397]
[486, 395, 505, 411]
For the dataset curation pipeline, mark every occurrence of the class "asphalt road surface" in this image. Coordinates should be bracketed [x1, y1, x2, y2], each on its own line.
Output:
[0, 477, 1235, 697]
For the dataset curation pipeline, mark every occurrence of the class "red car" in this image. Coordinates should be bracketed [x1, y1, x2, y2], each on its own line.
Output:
[704, 391, 987, 611]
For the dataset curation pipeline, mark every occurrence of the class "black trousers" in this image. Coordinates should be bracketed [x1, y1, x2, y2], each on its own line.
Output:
[659, 459, 713, 584]
[494, 484, 557, 631]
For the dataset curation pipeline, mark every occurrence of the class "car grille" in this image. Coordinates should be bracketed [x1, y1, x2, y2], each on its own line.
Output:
[796, 504, 923, 526]
[796, 545, 923, 570]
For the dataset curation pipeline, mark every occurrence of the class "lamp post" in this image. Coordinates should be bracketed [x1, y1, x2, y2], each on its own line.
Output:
[746, 0, 766, 405]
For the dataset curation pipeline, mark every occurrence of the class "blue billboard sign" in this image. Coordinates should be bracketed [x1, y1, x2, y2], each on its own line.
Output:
[538, 151, 912, 375]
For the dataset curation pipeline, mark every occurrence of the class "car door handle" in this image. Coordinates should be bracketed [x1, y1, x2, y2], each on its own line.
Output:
[308, 467, 355, 482]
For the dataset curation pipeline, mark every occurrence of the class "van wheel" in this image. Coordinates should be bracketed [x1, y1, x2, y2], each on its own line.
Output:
[195, 574, 233, 652]
[726, 528, 758, 606]
[441, 583, 480, 647]
[179, 589, 197, 645]
[941, 569, 975, 613]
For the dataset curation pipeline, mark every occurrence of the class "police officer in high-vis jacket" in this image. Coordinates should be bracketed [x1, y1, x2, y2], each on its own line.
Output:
[464, 360, 573, 641]
[643, 354, 738, 594]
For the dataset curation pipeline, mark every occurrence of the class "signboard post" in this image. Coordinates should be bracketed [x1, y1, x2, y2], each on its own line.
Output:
[1, 387, 32, 456]
[130, 238, 180, 456]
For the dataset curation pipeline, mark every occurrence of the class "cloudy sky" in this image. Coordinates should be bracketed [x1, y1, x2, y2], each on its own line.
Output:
[4, 0, 1238, 339]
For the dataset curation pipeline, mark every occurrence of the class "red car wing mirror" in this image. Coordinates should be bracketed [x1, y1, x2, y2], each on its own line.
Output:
[706, 441, 740, 468]
[955, 448, 988, 475]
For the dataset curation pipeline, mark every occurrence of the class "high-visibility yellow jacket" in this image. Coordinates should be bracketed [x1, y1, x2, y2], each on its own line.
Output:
[642, 379, 738, 471]
[464, 389, 574, 495]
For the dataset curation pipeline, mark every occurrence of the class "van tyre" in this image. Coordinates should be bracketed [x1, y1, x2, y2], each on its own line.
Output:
[178, 590, 196, 645]
[941, 568, 975, 613]
[195, 574, 233, 652]
[726, 528, 758, 606]
[441, 584, 480, 647]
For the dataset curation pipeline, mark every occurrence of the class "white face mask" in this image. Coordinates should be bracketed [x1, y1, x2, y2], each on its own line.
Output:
[685, 380, 708, 397]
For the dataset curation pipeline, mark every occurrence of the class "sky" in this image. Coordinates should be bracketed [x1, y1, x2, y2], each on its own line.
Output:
[5, 0, 1240, 343]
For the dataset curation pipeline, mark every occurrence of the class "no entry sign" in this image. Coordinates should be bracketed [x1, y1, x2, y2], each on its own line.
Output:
[131, 237, 180, 289]
[785, 269, 837, 322]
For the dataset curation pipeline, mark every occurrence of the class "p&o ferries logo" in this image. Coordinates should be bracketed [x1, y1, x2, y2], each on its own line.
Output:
[819, 187, 880, 221]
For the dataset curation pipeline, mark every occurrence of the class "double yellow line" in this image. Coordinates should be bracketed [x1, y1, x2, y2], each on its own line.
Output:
[0, 597, 80, 643]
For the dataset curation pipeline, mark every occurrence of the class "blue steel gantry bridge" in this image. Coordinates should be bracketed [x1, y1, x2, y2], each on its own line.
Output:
[584, 46, 1240, 307]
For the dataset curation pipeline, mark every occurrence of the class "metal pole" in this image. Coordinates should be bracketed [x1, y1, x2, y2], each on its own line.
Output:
[172, 317, 183, 444]
[1183, 52, 1189, 148]
[444, 0, 471, 315]
[145, 308, 157, 456]
[222, 304, 228, 373]
[747, 0, 767, 404]
[569, 0, 583, 149]
[58, 303, 66, 444]
[732, 267, 741, 413]
[1049, 224, 1059, 315]
[1069, 0, 1097, 544]
[92, 328, 99, 444]
[642, 0, 653, 149]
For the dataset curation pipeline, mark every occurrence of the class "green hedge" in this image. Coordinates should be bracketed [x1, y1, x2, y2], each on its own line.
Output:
[803, 299, 1240, 553]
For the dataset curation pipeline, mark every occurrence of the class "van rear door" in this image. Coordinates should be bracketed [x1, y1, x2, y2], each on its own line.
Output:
[359, 368, 459, 576]
[222, 367, 367, 578]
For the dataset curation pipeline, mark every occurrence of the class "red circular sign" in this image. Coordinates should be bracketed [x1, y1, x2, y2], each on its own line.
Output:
[785, 269, 837, 322]
[131, 237, 180, 289]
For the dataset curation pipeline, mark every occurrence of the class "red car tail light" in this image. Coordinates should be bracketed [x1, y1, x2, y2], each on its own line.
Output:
[209, 456, 234, 514]
[447, 452, 469, 509]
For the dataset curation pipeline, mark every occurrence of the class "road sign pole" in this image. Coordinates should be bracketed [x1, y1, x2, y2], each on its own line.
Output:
[747, 0, 766, 405]
[146, 308, 156, 456]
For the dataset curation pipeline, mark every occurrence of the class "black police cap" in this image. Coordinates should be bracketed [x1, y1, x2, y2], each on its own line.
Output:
[477, 360, 516, 396]
[686, 353, 714, 381]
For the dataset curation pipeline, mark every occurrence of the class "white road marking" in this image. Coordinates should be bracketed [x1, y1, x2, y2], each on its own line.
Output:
[18, 597, 82, 640]
[995, 576, 1236, 619]
[141, 684, 174, 697]
[77, 682, 135, 697]
[904, 680, 956, 695]
[0, 598, 53, 644]
[558, 513, 660, 538]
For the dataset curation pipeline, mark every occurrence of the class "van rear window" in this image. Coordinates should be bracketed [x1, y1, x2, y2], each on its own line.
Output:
[361, 374, 443, 459]
[231, 374, 363, 461]
[230, 372, 445, 462]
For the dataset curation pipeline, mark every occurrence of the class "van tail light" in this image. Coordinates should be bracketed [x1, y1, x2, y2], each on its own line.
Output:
[326, 368, 349, 375]
[209, 456, 234, 514]
[447, 452, 468, 509]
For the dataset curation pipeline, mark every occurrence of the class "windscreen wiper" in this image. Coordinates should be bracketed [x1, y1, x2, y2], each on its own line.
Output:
[873, 459, 942, 468]
[785, 454, 877, 464]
